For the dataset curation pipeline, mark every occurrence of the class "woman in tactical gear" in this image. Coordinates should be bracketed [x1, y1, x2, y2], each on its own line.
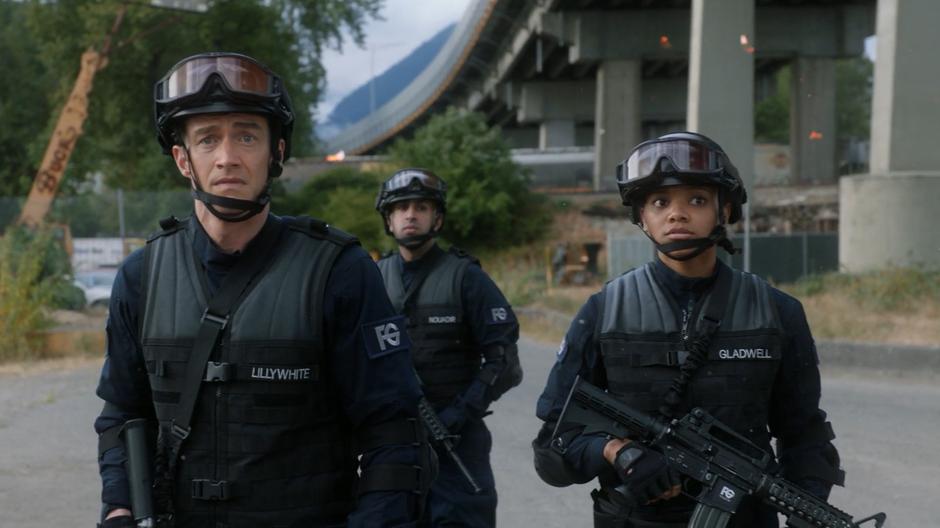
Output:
[376, 169, 524, 528]
[532, 132, 844, 527]
[95, 53, 433, 527]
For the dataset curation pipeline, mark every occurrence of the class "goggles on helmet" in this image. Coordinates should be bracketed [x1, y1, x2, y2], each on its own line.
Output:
[382, 169, 447, 196]
[616, 138, 731, 185]
[155, 53, 281, 103]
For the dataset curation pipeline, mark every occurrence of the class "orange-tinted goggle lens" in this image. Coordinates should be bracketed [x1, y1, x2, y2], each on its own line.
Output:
[162, 56, 273, 99]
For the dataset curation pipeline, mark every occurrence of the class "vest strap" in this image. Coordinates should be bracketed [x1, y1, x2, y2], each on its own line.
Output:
[357, 464, 422, 496]
[357, 418, 421, 454]
[625, 349, 689, 368]
[191, 478, 237, 501]
[202, 361, 320, 383]
[97, 424, 123, 457]
[165, 218, 285, 470]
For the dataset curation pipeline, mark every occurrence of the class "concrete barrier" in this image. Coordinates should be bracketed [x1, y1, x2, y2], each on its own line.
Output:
[816, 340, 940, 380]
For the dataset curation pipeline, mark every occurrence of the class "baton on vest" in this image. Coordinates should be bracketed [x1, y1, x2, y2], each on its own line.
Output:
[121, 419, 158, 527]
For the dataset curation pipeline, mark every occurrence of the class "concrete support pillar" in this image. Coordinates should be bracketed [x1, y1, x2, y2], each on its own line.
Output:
[687, 0, 755, 190]
[593, 60, 642, 191]
[687, 0, 755, 270]
[539, 120, 576, 149]
[840, 0, 940, 271]
[790, 57, 837, 184]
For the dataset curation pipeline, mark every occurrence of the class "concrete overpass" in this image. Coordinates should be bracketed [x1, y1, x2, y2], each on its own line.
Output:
[323, 0, 940, 271]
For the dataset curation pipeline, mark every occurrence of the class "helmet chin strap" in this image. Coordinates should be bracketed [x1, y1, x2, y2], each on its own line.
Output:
[395, 232, 435, 249]
[395, 223, 442, 249]
[648, 225, 737, 262]
[183, 146, 271, 223]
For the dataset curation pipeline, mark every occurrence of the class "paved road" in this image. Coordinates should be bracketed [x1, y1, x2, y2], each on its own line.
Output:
[1, 340, 936, 527]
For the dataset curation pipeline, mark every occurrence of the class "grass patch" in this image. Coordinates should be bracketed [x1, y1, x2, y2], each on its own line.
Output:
[484, 240, 940, 347]
[777, 267, 940, 346]
[0, 228, 56, 362]
[477, 244, 549, 308]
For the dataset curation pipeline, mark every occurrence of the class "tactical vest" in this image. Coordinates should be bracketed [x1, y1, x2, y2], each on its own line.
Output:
[378, 249, 478, 406]
[598, 263, 784, 454]
[140, 217, 357, 527]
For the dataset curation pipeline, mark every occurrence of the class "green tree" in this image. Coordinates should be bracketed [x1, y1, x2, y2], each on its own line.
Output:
[755, 66, 790, 144]
[273, 166, 391, 252]
[0, 2, 55, 198]
[835, 57, 872, 142]
[1, 0, 381, 199]
[754, 58, 872, 148]
[387, 108, 548, 251]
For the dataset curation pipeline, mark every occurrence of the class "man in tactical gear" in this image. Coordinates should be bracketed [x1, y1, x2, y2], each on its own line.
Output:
[94, 52, 433, 527]
[375, 169, 523, 527]
[531, 132, 844, 527]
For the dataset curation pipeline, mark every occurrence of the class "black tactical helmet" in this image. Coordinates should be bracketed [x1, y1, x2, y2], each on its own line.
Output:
[616, 131, 747, 224]
[153, 52, 294, 164]
[375, 168, 448, 217]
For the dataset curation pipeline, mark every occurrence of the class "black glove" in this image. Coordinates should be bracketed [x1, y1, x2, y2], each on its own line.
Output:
[613, 443, 681, 505]
[99, 514, 136, 528]
[437, 405, 468, 435]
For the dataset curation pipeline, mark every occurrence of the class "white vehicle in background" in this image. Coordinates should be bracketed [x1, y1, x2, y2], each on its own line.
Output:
[73, 269, 117, 309]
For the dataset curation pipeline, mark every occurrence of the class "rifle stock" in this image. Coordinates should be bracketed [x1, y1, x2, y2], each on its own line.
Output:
[555, 377, 886, 528]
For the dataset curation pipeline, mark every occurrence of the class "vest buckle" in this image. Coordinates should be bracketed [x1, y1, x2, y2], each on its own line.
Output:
[191, 479, 230, 501]
[170, 422, 190, 442]
[201, 309, 229, 329]
[673, 350, 690, 366]
[204, 361, 233, 382]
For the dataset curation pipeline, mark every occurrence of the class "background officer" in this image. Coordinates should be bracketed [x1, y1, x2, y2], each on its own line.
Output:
[532, 132, 844, 527]
[94, 52, 432, 527]
[375, 169, 523, 527]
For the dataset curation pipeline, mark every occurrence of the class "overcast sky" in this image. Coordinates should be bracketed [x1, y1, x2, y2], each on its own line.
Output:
[316, 0, 472, 121]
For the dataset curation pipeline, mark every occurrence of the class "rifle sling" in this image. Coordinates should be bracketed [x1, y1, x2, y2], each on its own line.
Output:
[661, 265, 734, 416]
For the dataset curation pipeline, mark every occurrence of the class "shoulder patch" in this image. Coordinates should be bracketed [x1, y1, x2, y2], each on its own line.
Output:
[486, 305, 516, 325]
[361, 315, 411, 359]
[556, 337, 568, 360]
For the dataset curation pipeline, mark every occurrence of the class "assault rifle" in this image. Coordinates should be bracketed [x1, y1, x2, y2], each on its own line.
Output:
[554, 377, 886, 528]
[418, 397, 483, 494]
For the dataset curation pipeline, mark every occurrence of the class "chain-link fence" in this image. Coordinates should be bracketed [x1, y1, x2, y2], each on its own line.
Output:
[2, 190, 194, 271]
[607, 232, 839, 284]
[1, 190, 193, 239]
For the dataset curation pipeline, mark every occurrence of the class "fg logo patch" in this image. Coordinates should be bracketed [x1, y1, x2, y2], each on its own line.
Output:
[375, 322, 400, 351]
[487, 306, 514, 325]
[719, 486, 736, 502]
[362, 315, 409, 359]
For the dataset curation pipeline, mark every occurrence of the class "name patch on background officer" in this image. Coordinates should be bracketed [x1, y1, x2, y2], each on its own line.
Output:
[362, 315, 411, 359]
[486, 305, 516, 326]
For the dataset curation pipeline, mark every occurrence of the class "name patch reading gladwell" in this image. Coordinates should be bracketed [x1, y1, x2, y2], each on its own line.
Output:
[718, 348, 774, 360]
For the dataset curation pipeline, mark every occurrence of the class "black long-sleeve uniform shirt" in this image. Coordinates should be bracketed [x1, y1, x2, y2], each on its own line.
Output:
[392, 244, 519, 419]
[95, 214, 424, 526]
[535, 258, 836, 508]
